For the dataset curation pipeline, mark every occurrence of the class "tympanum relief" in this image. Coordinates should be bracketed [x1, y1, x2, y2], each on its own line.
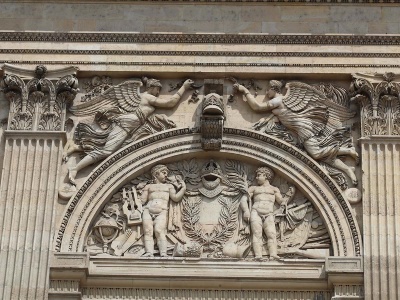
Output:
[86, 159, 331, 260]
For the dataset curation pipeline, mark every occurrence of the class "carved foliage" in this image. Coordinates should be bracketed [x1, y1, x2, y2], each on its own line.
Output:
[81, 75, 112, 102]
[0, 67, 78, 131]
[351, 74, 400, 136]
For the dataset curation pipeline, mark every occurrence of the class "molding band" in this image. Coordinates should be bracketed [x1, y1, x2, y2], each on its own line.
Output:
[1, 61, 400, 69]
[2, 49, 400, 58]
[1, 32, 400, 45]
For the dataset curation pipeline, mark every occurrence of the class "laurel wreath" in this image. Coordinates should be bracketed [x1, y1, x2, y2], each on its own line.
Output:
[182, 194, 240, 251]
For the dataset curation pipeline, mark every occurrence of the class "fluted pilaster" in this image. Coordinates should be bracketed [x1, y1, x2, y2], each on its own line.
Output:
[361, 137, 400, 300]
[0, 132, 64, 299]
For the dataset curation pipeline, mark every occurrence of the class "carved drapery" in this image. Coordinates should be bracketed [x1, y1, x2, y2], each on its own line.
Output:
[0, 64, 78, 132]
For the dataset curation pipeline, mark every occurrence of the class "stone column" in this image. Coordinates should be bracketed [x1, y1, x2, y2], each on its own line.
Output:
[0, 65, 78, 299]
[351, 73, 400, 300]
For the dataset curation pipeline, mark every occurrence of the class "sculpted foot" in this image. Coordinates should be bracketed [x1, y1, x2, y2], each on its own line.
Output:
[160, 252, 168, 257]
[269, 255, 282, 261]
[350, 167, 358, 186]
[350, 147, 360, 164]
[68, 167, 77, 186]
[142, 252, 154, 257]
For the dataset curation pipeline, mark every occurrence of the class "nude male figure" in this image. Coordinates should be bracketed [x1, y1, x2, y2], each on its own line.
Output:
[140, 165, 186, 257]
[248, 167, 285, 260]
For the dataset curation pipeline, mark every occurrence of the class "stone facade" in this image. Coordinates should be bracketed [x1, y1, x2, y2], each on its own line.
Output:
[0, 1, 399, 300]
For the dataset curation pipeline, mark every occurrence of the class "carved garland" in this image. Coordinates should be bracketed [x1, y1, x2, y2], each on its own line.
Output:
[55, 128, 360, 256]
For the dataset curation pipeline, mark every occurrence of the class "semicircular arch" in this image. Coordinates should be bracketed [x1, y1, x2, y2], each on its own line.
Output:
[55, 128, 361, 257]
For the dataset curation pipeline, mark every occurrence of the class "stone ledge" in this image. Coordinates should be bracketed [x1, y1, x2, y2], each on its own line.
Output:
[88, 256, 326, 279]
[49, 255, 364, 290]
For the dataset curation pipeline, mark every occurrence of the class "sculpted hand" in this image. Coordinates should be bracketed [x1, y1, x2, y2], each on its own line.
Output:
[233, 83, 247, 94]
[62, 152, 69, 163]
[243, 211, 250, 223]
[177, 177, 186, 189]
[183, 79, 194, 90]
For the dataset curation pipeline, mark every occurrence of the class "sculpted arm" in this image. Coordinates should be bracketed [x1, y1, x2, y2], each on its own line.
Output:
[169, 180, 187, 202]
[149, 79, 193, 108]
[274, 187, 285, 206]
[234, 84, 279, 113]
[141, 186, 149, 205]
[240, 194, 250, 222]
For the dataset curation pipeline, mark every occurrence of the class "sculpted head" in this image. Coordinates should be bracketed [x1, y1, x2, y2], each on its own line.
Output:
[255, 167, 274, 185]
[151, 164, 169, 183]
[267, 80, 283, 98]
[145, 78, 162, 97]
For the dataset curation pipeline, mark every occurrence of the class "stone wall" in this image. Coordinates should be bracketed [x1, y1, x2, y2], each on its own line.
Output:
[0, 2, 398, 34]
[0, 1, 400, 300]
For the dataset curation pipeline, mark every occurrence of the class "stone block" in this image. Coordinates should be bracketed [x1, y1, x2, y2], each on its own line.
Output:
[330, 6, 382, 22]
[382, 7, 400, 22]
[368, 22, 399, 35]
[326, 257, 363, 273]
[338, 22, 369, 34]
[241, 6, 281, 22]
[144, 21, 186, 33]
[281, 6, 330, 22]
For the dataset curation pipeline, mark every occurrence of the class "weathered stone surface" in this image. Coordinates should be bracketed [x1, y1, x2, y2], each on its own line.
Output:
[0, 1, 399, 299]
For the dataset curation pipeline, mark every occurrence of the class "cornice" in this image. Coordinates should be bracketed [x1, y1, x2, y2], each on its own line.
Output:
[1, 60, 400, 69]
[2, 49, 400, 58]
[1, 32, 400, 45]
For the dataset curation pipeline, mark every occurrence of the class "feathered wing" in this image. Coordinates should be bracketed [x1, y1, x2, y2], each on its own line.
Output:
[283, 82, 327, 112]
[283, 81, 355, 130]
[69, 80, 143, 116]
[314, 83, 356, 129]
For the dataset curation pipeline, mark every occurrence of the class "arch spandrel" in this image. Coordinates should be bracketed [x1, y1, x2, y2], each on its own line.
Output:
[55, 128, 361, 258]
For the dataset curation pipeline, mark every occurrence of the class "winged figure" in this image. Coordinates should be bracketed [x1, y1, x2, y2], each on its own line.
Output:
[64, 78, 193, 185]
[234, 80, 359, 185]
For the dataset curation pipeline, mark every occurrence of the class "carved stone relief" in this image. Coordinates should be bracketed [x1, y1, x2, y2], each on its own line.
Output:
[81, 75, 112, 102]
[86, 159, 331, 260]
[234, 80, 359, 189]
[59, 77, 195, 198]
[0, 65, 78, 131]
[350, 72, 400, 137]
[201, 93, 225, 150]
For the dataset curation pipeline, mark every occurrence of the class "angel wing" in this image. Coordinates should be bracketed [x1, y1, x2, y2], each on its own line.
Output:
[69, 79, 143, 116]
[283, 81, 355, 129]
[283, 82, 327, 112]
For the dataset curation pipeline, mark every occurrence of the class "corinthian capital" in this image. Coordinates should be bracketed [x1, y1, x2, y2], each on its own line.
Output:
[0, 64, 79, 131]
[350, 72, 400, 137]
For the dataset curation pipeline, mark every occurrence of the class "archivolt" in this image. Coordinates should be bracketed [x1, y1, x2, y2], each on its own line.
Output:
[55, 128, 361, 256]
